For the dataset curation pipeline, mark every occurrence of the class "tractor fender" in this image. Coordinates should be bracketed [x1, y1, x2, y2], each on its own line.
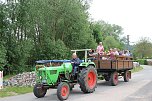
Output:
[79, 62, 96, 68]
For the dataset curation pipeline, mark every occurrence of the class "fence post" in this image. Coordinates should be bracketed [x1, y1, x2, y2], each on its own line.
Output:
[0, 71, 3, 89]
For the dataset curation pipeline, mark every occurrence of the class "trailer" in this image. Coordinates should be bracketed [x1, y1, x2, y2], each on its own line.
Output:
[93, 55, 133, 86]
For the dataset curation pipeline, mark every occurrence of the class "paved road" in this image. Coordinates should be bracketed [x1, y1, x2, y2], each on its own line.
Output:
[0, 65, 152, 101]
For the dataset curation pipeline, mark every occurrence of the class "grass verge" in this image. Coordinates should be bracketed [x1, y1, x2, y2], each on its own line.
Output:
[131, 66, 143, 73]
[0, 86, 33, 98]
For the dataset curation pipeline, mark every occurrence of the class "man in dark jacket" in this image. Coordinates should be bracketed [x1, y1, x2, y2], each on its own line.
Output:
[71, 53, 80, 75]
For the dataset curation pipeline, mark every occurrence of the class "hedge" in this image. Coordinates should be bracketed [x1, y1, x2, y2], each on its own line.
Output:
[137, 59, 148, 65]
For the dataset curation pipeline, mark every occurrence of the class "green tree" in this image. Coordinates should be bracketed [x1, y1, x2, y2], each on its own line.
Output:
[134, 37, 152, 59]
[27, 0, 96, 57]
[90, 20, 124, 49]
[0, 43, 7, 67]
[103, 36, 120, 50]
[0, 2, 7, 68]
[0, 0, 124, 73]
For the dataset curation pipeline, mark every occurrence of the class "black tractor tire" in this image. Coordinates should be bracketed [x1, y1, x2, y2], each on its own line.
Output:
[33, 84, 47, 98]
[110, 71, 118, 86]
[69, 84, 74, 91]
[124, 70, 130, 82]
[78, 65, 97, 93]
[57, 82, 70, 101]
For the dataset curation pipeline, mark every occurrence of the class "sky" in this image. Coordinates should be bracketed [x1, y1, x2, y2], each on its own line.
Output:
[88, 0, 152, 43]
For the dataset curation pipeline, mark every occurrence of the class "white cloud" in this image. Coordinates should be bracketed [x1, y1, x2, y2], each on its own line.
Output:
[89, 0, 152, 43]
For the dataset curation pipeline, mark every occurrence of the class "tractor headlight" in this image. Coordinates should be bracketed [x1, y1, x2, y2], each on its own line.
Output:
[42, 79, 47, 83]
[39, 76, 42, 79]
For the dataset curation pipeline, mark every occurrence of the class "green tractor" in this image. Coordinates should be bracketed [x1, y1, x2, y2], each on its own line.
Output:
[33, 49, 97, 100]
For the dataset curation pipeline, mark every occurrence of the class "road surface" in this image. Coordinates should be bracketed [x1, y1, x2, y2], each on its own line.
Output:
[0, 65, 152, 101]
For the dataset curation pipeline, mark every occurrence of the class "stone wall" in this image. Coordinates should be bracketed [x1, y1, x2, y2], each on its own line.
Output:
[4, 72, 36, 87]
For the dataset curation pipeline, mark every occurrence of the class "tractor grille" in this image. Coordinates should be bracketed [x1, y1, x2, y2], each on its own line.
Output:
[38, 71, 46, 78]
[38, 70, 47, 83]
[50, 70, 57, 74]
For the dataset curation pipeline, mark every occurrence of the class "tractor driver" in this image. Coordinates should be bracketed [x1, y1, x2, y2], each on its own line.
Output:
[71, 53, 80, 76]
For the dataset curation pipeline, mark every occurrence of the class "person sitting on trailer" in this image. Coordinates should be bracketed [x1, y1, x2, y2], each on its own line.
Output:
[96, 42, 104, 55]
[88, 49, 97, 60]
[107, 48, 115, 60]
[88, 49, 94, 57]
[96, 42, 104, 60]
[118, 50, 123, 55]
[113, 48, 119, 55]
[129, 51, 133, 57]
[71, 53, 80, 76]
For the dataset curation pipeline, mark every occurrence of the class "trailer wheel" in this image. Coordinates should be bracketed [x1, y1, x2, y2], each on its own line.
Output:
[124, 70, 130, 82]
[33, 84, 47, 98]
[78, 65, 97, 93]
[110, 72, 118, 86]
[57, 82, 70, 101]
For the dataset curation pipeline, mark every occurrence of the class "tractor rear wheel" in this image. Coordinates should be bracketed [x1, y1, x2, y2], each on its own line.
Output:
[124, 70, 130, 82]
[110, 71, 118, 86]
[57, 82, 70, 101]
[33, 84, 47, 98]
[78, 65, 97, 93]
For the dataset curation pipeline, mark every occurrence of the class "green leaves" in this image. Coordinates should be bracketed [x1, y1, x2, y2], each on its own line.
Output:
[90, 20, 124, 50]
[103, 36, 120, 50]
[134, 37, 152, 59]
[0, 0, 124, 73]
[0, 44, 6, 66]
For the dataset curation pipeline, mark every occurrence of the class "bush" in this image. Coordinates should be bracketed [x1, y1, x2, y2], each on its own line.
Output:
[0, 66, 4, 71]
[137, 59, 148, 65]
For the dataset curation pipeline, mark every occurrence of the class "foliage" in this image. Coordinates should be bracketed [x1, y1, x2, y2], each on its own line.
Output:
[0, 0, 124, 73]
[0, 44, 6, 66]
[131, 66, 143, 73]
[136, 59, 148, 65]
[0, 66, 4, 71]
[103, 36, 120, 50]
[3, 74, 16, 80]
[134, 37, 152, 59]
[90, 20, 124, 50]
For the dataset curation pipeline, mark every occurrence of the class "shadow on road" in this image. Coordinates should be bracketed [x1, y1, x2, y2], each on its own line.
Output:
[97, 80, 129, 87]
[32, 88, 84, 101]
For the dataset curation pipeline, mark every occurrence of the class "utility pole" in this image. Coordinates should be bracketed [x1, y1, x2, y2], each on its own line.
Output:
[127, 35, 130, 50]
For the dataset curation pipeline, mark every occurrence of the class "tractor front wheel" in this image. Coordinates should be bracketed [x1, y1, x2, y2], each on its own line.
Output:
[57, 82, 70, 101]
[78, 65, 97, 93]
[33, 84, 47, 98]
